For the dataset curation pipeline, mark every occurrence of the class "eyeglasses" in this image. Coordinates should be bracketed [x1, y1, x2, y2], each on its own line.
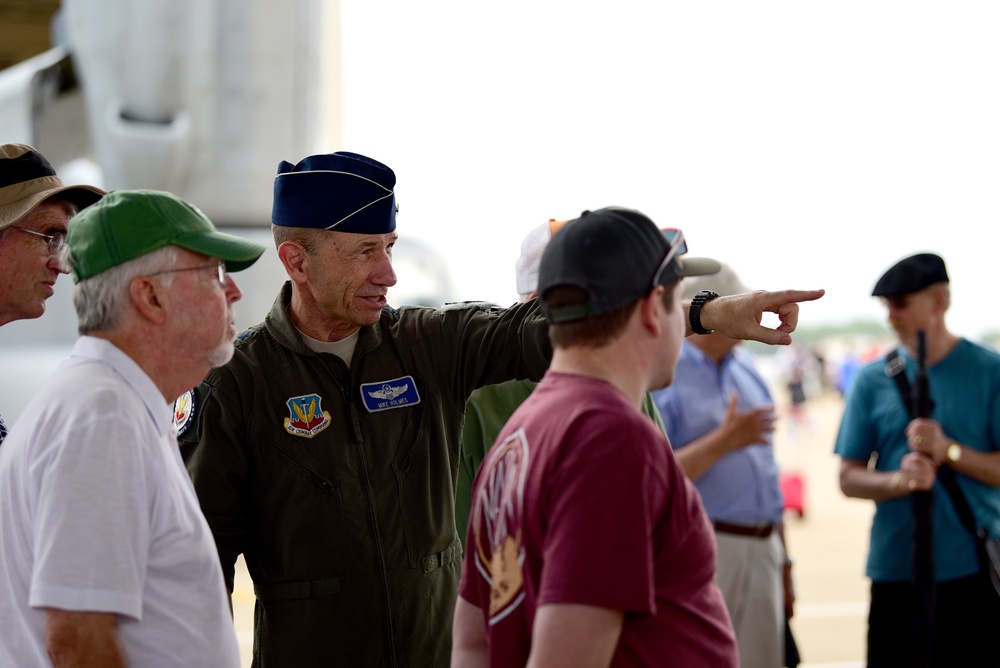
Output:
[10, 225, 66, 256]
[650, 227, 688, 288]
[148, 261, 228, 285]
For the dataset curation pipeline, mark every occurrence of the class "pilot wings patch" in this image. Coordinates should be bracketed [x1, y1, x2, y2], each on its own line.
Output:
[369, 383, 408, 400]
[360, 375, 420, 412]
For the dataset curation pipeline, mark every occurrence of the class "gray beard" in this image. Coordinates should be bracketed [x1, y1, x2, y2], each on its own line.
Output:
[208, 307, 237, 367]
[209, 340, 235, 367]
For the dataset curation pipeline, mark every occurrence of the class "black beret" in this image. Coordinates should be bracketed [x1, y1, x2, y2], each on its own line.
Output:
[871, 253, 949, 298]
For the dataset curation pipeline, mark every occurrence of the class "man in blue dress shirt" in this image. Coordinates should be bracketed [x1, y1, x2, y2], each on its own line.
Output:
[652, 261, 792, 668]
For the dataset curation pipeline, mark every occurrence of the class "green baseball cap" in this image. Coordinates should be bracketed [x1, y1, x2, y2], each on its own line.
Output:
[67, 189, 266, 282]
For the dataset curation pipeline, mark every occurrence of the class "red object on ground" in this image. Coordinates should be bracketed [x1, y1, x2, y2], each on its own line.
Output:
[781, 471, 806, 518]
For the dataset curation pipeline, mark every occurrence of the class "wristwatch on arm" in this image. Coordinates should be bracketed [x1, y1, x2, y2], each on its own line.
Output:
[690, 290, 721, 335]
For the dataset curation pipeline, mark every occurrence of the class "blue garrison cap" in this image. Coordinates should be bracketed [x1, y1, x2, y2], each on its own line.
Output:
[272, 151, 397, 233]
[871, 252, 949, 297]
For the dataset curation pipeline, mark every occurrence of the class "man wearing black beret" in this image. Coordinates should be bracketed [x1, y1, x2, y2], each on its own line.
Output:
[178, 150, 824, 667]
[835, 252, 1000, 667]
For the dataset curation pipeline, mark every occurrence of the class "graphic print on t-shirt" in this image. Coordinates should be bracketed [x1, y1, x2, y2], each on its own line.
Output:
[472, 428, 529, 624]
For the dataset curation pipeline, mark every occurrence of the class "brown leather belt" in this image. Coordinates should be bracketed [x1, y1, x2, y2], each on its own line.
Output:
[713, 521, 775, 538]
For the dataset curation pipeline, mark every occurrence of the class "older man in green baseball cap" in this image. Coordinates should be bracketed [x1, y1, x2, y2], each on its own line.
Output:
[0, 189, 265, 667]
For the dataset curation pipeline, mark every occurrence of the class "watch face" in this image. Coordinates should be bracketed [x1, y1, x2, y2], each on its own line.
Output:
[689, 290, 717, 335]
[695, 290, 719, 303]
[947, 443, 962, 462]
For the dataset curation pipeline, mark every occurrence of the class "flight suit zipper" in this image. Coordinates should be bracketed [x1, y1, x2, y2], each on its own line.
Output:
[345, 352, 398, 666]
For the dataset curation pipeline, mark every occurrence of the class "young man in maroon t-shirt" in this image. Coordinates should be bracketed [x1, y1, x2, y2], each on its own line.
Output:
[453, 207, 822, 667]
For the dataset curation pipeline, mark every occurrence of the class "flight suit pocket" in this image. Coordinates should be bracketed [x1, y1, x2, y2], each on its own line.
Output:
[254, 578, 340, 602]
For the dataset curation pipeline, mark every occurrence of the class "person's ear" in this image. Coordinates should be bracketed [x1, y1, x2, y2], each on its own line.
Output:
[640, 287, 664, 335]
[932, 286, 949, 313]
[277, 241, 310, 284]
[130, 276, 168, 324]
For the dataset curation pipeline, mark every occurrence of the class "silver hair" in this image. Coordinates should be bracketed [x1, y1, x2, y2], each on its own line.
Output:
[74, 246, 180, 334]
[272, 224, 326, 254]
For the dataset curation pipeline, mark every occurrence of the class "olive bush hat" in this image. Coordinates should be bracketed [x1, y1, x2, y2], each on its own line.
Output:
[0, 143, 105, 230]
[682, 261, 750, 300]
[67, 189, 266, 282]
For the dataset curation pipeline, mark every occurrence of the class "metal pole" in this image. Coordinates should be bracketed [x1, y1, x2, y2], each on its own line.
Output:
[912, 330, 935, 667]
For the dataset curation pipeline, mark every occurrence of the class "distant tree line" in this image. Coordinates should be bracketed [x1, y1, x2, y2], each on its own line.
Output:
[745, 319, 1000, 356]
[744, 319, 889, 357]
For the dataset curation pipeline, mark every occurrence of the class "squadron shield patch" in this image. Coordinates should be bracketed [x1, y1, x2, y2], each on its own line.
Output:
[284, 394, 332, 438]
[173, 390, 195, 436]
[360, 375, 421, 413]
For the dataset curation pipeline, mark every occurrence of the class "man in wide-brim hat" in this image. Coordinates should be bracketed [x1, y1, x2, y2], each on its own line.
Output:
[0, 143, 104, 445]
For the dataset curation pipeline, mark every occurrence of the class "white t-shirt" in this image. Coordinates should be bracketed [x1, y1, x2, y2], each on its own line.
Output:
[0, 336, 240, 667]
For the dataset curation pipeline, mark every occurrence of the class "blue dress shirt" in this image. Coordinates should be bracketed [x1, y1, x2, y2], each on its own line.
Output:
[653, 341, 784, 525]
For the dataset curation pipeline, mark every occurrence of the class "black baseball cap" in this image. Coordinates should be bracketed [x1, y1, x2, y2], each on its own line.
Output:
[538, 207, 720, 324]
[871, 253, 949, 298]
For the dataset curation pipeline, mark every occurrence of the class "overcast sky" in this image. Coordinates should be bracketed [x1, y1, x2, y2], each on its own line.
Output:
[339, 1, 1000, 339]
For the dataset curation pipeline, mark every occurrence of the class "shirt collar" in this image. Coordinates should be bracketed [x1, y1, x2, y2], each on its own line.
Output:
[70, 336, 174, 436]
[682, 339, 735, 367]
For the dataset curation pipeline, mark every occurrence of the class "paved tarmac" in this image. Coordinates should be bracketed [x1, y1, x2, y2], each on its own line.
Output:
[778, 392, 870, 667]
[231, 391, 869, 667]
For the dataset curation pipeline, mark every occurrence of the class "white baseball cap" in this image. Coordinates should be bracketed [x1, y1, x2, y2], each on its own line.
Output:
[514, 218, 570, 298]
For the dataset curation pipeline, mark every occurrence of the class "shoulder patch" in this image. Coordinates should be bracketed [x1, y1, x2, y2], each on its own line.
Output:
[284, 394, 332, 438]
[235, 328, 256, 344]
[360, 375, 421, 412]
[173, 390, 195, 435]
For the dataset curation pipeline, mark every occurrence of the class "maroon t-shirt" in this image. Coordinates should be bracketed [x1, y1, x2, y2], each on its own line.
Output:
[459, 371, 737, 667]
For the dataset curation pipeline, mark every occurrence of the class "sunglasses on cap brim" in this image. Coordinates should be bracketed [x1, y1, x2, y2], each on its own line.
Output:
[650, 228, 688, 288]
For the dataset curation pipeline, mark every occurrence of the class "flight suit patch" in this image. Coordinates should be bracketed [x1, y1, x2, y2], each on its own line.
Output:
[174, 390, 195, 436]
[360, 376, 421, 413]
[284, 393, 332, 438]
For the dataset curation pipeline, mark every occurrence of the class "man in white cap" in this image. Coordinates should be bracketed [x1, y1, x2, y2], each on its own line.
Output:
[652, 262, 795, 668]
[0, 143, 104, 445]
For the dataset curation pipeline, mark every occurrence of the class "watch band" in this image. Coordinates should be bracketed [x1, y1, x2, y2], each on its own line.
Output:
[690, 290, 720, 335]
